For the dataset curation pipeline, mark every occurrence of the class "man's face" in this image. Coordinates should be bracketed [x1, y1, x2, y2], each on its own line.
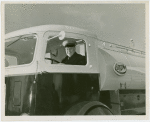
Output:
[65, 46, 76, 57]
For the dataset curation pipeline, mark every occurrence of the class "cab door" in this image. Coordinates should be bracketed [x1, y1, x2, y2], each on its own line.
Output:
[35, 31, 100, 115]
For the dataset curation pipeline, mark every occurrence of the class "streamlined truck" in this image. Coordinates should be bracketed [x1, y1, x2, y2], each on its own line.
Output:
[5, 25, 145, 115]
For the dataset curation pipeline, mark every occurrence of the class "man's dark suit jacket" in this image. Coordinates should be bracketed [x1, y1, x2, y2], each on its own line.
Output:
[61, 52, 86, 65]
[61, 52, 88, 98]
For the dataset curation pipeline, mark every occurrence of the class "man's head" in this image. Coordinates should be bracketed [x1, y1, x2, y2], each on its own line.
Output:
[62, 40, 76, 57]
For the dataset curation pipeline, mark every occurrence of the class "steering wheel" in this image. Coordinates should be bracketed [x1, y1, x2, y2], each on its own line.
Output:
[45, 58, 60, 63]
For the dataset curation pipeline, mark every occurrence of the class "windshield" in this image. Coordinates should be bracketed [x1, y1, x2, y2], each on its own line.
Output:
[5, 34, 37, 67]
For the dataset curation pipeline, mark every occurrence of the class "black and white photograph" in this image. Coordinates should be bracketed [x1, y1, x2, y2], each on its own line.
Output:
[2, 1, 149, 120]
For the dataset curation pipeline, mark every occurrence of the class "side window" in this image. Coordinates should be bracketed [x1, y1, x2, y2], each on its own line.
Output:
[45, 37, 86, 65]
[5, 35, 37, 67]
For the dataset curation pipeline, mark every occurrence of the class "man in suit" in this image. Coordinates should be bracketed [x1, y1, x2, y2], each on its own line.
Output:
[61, 40, 86, 65]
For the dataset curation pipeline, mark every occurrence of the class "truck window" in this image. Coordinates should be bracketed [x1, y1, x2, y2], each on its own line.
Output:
[45, 37, 86, 65]
[5, 35, 37, 67]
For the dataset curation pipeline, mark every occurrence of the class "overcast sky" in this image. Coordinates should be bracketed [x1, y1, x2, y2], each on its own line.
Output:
[5, 4, 145, 51]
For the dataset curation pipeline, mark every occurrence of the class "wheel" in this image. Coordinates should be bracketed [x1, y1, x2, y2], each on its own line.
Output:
[64, 101, 113, 115]
[85, 106, 112, 115]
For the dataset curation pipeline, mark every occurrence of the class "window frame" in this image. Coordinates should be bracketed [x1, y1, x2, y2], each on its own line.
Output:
[40, 31, 99, 74]
[5, 33, 43, 77]
[5, 34, 38, 68]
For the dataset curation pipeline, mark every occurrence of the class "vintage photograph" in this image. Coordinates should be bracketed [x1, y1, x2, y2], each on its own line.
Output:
[2, 1, 148, 120]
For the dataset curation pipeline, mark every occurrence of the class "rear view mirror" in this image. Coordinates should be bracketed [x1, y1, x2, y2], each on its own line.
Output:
[58, 31, 65, 40]
[47, 31, 65, 42]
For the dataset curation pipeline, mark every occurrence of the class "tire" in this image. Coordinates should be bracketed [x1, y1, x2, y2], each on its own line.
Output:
[64, 101, 113, 115]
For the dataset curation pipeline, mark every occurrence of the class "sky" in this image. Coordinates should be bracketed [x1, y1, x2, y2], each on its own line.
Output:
[5, 3, 146, 51]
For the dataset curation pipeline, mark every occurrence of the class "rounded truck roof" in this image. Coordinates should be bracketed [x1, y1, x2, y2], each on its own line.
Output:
[5, 25, 97, 39]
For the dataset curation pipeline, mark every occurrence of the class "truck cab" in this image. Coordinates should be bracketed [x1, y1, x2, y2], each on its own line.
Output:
[5, 25, 145, 115]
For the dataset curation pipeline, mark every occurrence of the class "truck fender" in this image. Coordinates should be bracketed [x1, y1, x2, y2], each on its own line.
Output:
[65, 101, 113, 115]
